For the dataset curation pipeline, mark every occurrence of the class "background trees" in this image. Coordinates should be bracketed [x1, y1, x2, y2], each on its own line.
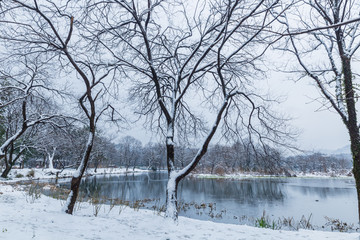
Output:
[0, 54, 65, 177]
[116, 136, 142, 171]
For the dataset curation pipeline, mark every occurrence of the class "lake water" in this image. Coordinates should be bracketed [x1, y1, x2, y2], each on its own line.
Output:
[61, 172, 358, 228]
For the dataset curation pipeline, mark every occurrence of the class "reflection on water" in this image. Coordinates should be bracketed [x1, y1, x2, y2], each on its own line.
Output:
[60, 172, 357, 226]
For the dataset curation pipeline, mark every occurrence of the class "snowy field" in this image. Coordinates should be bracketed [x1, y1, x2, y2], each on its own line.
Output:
[0, 181, 359, 239]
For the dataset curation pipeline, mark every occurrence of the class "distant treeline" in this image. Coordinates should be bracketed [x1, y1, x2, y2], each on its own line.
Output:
[11, 124, 351, 175]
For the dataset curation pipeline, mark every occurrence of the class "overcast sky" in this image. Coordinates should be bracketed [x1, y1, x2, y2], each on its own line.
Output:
[116, 70, 351, 153]
[267, 71, 350, 152]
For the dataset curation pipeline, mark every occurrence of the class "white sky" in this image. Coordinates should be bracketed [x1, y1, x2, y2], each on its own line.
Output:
[267, 71, 350, 152]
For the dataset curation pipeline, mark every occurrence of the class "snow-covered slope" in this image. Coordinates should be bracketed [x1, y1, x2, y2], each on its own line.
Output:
[0, 184, 358, 240]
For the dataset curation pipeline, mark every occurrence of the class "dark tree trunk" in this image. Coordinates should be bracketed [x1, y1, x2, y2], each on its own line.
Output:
[42, 154, 47, 168]
[1, 144, 18, 178]
[55, 172, 59, 184]
[351, 141, 360, 221]
[344, 57, 360, 218]
[338, 44, 360, 220]
[20, 160, 24, 169]
[166, 142, 175, 174]
[1, 163, 12, 178]
[65, 131, 94, 214]
[94, 160, 99, 173]
[65, 176, 81, 214]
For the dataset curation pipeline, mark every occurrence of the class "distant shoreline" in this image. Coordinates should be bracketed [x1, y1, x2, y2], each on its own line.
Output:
[0, 167, 354, 183]
[192, 171, 353, 179]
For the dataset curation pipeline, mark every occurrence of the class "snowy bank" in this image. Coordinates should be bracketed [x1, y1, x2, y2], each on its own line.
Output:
[0, 183, 358, 240]
[194, 171, 353, 179]
[0, 167, 148, 182]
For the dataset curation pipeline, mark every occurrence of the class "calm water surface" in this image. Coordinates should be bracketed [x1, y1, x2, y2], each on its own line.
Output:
[61, 172, 357, 227]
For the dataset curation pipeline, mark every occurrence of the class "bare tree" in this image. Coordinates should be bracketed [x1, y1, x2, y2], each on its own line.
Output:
[0, 55, 65, 177]
[278, 0, 360, 220]
[29, 118, 75, 171]
[89, 134, 117, 172]
[0, 0, 121, 214]
[142, 142, 165, 170]
[87, 0, 291, 220]
[117, 135, 142, 171]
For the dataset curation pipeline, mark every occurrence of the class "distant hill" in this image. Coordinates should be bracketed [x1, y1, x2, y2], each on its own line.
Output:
[318, 144, 351, 155]
[305, 145, 353, 164]
[331, 145, 351, 155]
[319, 145, 352, 163]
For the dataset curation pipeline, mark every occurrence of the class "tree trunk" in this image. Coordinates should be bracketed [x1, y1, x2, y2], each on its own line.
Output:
[165, 174, 179, 220]
[55, 172, 59, 184]
[1, 163, 12, 178]
[48, 147, 56, 170]
[42, 155, 47, 168]
[165, 121, 176, 219]
[166, 142, 175, 173]
[341, 55, 360, 220]
[64, 176, 81, 214]
[351, 141, 360, 221]
[211, 164, 215, 174]
[1, 145, 15, 178]
[340, 54, 360, 220]
[65, 131, 94, 214]
[164, 100, 228, 221]
[19, 159, 24, 169]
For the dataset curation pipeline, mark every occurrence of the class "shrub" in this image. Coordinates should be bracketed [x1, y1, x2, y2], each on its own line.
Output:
[26, 169, 35, 178]
[214, 166, 226, 176]
[325, 217, 355, 232]
[255, 211, 278, 230]
[26, 184, 42, 203]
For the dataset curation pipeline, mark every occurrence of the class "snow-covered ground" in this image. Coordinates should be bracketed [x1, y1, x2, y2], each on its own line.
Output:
[0, 183, 359, 240]
[0, 167, 148, 182]
[194, 171, 353, 179]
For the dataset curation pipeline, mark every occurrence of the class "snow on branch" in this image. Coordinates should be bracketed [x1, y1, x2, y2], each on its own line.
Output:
[280, 17, 360, 36]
